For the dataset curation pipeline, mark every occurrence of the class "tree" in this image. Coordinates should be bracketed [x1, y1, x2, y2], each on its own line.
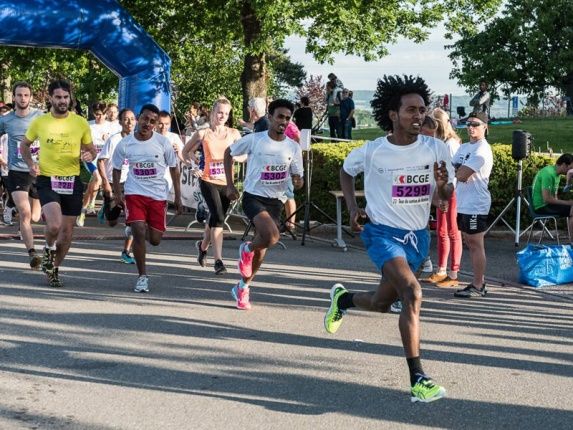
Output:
[295, 75, 326, 129]
[448, 0, 573, 112]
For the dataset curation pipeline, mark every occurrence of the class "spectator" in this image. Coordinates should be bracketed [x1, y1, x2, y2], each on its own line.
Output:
[238, 98, 269, 132]
[469, 80, 490, 114]
[293, 96, 313, 131]
[531, 153, 573, 239]
[451, 111, 493, 298]
[324, 81, 341, 139]
[339, 88, 355, 140]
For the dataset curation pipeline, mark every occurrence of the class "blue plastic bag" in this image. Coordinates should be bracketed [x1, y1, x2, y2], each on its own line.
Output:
[516, 244, 573, 287]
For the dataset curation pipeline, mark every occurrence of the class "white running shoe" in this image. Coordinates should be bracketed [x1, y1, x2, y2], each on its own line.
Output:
[421, 257, 433, 272]
[134, 275, 149, 293]
[3, 207, 14, 226]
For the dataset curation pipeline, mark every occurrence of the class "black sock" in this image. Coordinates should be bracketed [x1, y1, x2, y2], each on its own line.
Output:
[407, 357, 424, 385]
[337, 292, 355, 310]
[28, 248, 36, 255]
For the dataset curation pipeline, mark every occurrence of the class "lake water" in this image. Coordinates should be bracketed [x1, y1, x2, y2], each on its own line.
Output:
[351, 90, 527, 119]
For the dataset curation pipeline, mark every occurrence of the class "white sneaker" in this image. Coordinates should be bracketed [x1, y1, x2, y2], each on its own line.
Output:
[125, 226, 133, 239]
[86, 204, 96, 215]
[421, 257, 433, 272]
[76, 212, 86, 227]
[134, 275, 149, 293]
[3, 207, 14, 225]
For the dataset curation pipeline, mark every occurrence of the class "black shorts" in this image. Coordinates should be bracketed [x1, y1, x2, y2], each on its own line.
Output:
[36, 175, 83, 216]
[242, 191, 284, 228]
[199, 180, 230, 228]
[7, 170, 38, 199]
[534, 204, 571, 218]
[457, 213, 488, 234]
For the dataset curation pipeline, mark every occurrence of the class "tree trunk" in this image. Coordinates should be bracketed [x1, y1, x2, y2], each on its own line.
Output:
[240, 1, 267, 120]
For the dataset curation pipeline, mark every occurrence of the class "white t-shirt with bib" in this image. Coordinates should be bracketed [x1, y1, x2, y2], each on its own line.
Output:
[111, 131, 177, 201]
[230, 131, 303, 203]
[98, 132, 129, 184]
[343, 135, 455, 231]
[452, 138, 493, 215]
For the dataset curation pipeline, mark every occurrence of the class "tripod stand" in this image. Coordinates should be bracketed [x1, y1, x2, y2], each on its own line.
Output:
[485, 159, 536, 246]
[283, 149, 340, 245]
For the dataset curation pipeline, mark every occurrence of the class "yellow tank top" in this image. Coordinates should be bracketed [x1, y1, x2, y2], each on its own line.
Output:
[201, 128, 235, 185]
[25, 112, 92, 177]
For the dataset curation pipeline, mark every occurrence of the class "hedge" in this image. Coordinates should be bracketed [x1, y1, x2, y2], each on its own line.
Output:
[296, 141, 556, 227]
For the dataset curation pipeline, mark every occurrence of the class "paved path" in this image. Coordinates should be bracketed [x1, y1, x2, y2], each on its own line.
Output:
[1, 213, 572, 429]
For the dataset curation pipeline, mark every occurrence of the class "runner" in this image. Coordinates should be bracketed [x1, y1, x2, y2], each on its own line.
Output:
[183, 97, 242, 275]
[20, 79, 97, 288]
[224, 99, 304, 309]
[77, 101, 111, 226]
[111, 104, 182, 293]
[97, 108, 136, 264]
[323, 75, 452, 403]
[0, 81, 43, 268]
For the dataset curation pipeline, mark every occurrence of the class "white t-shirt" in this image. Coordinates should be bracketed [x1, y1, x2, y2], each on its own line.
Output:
[98, 132, 129, 184]
[90, 122, 113, 153]
[452, 139, 493, 215]
[111, 131, 177, 201]
[107, 120, 122, 135]
[343, 135, 455, 231]
[0, 134, 8, 176]
[230, 131, 303, 203]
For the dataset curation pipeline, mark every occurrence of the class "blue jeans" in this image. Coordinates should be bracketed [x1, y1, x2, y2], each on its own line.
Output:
[341, 119, 352, 140]
[328, 116, 340, 138]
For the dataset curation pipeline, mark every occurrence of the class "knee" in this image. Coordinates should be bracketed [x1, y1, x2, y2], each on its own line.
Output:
[149, 238, 161, 246]
[402, 283, 423, 307]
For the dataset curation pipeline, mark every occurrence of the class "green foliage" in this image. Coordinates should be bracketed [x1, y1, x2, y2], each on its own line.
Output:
[448, 0, 573, 104]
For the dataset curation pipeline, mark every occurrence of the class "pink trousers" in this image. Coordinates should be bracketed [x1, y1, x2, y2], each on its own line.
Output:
[436, 192, 462, 271]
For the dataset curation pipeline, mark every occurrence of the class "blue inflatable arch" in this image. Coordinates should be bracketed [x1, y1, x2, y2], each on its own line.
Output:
[0, 0, 171, 114]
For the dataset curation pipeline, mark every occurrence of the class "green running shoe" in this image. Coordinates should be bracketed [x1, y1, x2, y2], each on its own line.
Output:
[411, 374, 446, 403]
[324, 283, 348, 334]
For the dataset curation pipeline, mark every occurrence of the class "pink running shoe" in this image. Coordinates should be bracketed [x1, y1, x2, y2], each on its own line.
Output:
[231, 283, 252, 310]
[238, 242, 254, 278]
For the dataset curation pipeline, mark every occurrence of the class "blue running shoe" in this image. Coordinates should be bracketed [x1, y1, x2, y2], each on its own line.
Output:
[121, 251, 135, 264]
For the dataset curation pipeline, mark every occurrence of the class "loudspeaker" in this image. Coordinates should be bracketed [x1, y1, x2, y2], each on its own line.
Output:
[512, 130, 532, 160]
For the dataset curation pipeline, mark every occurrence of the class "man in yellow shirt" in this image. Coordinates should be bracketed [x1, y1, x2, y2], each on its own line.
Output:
[20, 80, 97, 288]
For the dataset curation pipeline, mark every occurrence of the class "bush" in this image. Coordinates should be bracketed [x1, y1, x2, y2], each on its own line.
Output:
[301, 141, 556, 227]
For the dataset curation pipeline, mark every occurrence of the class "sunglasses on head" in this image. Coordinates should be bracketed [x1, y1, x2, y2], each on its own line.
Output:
[466, 121, 484, 128]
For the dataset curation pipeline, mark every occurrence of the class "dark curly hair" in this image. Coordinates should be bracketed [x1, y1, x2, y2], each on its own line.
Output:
[371, 75, 431, 132]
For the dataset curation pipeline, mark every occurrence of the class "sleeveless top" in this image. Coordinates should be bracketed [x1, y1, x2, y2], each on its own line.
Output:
[201, 128, 235, 185]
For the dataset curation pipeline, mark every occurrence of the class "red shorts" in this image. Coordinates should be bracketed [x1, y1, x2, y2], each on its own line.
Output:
[125, 194, 168, 233]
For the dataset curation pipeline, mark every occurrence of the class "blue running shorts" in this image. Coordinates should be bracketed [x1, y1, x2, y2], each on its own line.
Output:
[361, 223, 430, 275]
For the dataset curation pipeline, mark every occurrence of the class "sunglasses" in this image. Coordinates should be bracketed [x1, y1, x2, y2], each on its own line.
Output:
[466, 121, 484, 128]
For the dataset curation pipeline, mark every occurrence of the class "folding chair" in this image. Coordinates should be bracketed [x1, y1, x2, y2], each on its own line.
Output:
[525, 186, 571, 244]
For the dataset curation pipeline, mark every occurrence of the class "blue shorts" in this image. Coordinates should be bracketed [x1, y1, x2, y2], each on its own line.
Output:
[361, 223, 430, 275]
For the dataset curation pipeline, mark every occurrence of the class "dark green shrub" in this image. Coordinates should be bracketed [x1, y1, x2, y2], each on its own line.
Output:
[300, 141, 556, 227]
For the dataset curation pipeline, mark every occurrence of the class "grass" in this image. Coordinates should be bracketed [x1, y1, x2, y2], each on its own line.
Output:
[352, 116, 573, 153]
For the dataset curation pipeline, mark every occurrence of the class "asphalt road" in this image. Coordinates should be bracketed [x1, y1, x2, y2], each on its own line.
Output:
[1, 213, 572, 429]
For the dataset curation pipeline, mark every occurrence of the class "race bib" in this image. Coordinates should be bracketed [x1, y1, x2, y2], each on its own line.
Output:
[17, 140, 40, 162]
[391, 171, 431, 206]
[208, 161, 225, 180]
[133, 162, 158, 180]
[260, 164, 288, 185]
[51, 176, 75, 195]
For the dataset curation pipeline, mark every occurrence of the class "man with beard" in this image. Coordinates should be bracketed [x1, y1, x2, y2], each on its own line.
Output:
[0, 81, 44, 268]
[224, 99, 304, 310]
[20, 80, 97, 288]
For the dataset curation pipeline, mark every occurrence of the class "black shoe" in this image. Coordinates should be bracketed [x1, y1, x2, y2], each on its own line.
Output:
[214, 259, 227, 275]
[48, 267, 64, 288]
[196, 240, 207, 267]
[454, 284, 487, 298]
[41, 248, 56, 274]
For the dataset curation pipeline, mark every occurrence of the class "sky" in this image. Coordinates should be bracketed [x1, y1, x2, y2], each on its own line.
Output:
[284, 27, 473, 96]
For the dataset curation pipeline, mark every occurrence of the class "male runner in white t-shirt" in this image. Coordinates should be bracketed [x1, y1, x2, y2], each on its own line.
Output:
[97, 108, 136, 264]
[224, 99, 304, 310]
[111, 104, 183, 293]
[324, 75, 454, 403]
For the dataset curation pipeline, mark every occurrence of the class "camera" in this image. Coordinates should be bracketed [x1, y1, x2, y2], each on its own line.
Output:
[512, 130, 532, 161]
